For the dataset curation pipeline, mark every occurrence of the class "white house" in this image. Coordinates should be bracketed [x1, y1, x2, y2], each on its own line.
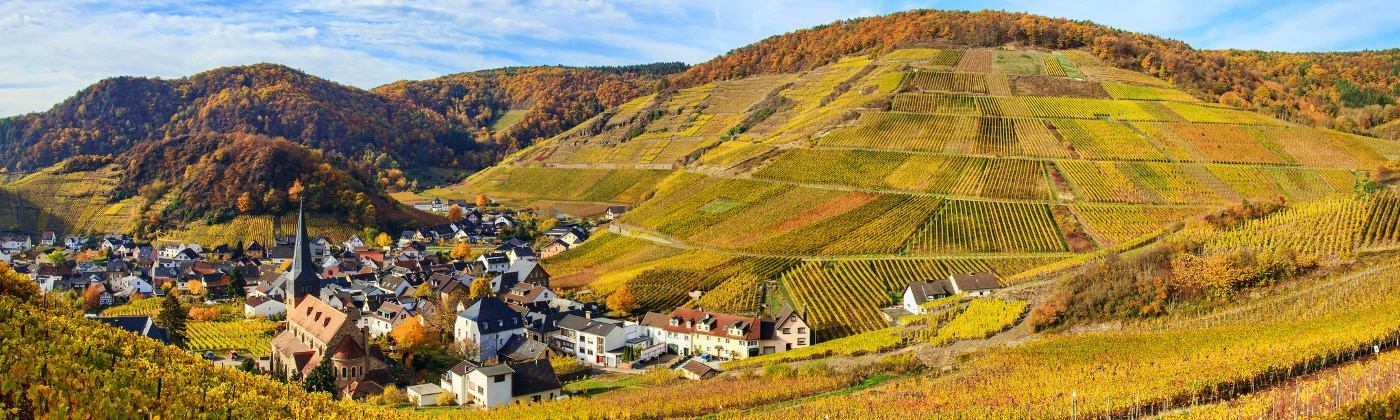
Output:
[440, 359, 562, 408]
[244, 295, 286, 318]
[901, 272, 1001, 315]
[454, 298, 526, 362]
[476, 253, 510, 273]
[556, 314, 661, 367]
[343, 236, 365, 250]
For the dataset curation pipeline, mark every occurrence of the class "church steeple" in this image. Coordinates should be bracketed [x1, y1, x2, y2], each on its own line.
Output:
[287, 202, 320, 301]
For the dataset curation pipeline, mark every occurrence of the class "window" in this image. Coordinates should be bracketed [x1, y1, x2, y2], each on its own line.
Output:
[493, 374, 506, 383]
[782, 328, 790, 334]
[797, 327, 806, 334]
[533, 395, 541, 403]
[797, 338, 807, 345]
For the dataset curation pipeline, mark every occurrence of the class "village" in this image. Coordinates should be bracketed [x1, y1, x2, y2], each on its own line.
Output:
[0, 198, 1006, 410]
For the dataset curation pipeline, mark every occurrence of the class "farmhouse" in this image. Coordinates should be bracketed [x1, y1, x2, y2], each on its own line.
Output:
[901, 272, 1002, 315]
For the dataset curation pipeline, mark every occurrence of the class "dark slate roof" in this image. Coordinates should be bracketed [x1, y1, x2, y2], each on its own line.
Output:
[949, 272, 1001, 291]
[458, 298, 525, 334]
[508, 359, 562, 396]
[95, 316, 170, 344]
[499, 335, 548, 362]
[449, 359, 479, 376]
[906, 279, 955, 305]
[557, 314, 623, 337]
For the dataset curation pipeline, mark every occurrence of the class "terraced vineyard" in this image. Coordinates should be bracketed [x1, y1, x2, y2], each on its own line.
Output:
[1075, 204, 1211, 244]
[480, 46, 1397, 342]
[187, 320, 278, 357]
[778, 257, 1054, 341]
[906, 200, 1067, 254]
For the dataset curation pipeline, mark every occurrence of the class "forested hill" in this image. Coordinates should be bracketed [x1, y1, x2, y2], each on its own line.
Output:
[0, 62, 684, 178]
[670, 9, 1400, 139]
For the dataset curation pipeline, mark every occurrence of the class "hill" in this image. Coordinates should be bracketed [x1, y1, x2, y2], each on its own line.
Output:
[667, 9, 1400, 140]
[453, 42, 1398, 341]
[0, 62, 682, 239]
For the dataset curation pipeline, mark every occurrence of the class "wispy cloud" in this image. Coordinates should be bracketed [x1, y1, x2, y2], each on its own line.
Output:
[2, 0, 1398, 117]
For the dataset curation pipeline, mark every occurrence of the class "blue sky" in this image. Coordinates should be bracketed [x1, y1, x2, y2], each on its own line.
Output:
[3, 0, 1399, 117]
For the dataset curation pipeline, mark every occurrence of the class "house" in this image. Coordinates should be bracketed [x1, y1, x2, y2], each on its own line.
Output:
[413, 202, 433, 211]
[506, 246, 537, 264]
[642, 308, 766, 360]
[245, 241, 266, 259]
[244, 295, 286, 318]
[39, 231, 57, 247]
[677, 359, 719, 380]
[559, 227, 589, 247]
[112, 275, 154, 301]
[63, 236, 88, 250]
[539, 240, 570, 259]
[440, 359, 562, 408]
[500, 283, 556, 307]
[492, 260, 550, 293]
[407, 384, 447, 407]
[555, 314, 662, 367]
[454, 298, 527, 362]
[95, 316, 170, 344]
[948, 272, 1001, 297]
[344, 236, 365, 250]
[604, 206, 627, 220]
[476, 253, 510, 273]
[901, 273, 1001, 315]
[762, 304, 811, 354]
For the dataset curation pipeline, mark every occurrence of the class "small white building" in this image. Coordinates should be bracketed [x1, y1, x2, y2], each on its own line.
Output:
[407, 383, 446, 407]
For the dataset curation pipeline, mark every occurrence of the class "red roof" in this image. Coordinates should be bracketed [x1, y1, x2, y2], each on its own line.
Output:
[331, 335, 365, 360]
[663, 308, 762, 340]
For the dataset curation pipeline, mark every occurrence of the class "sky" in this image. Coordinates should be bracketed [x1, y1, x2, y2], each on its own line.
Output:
[3, 0, 1400, 117]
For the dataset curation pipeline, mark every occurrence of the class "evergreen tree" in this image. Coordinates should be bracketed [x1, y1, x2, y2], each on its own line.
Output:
[303, 361, 337, 397]
[227, 268, 247, 298]
[155, 291, 188, 348]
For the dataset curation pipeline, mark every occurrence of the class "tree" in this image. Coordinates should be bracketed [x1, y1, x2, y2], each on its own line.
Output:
[375, 232, 394, 248]
[607, 284, 638, 315]
[449, 242, 473, 261]
[469, 277, 493, 299]
[156, 291, 188, 348]
[187, 281, 206, 297]
[448, 204, 463, 222]
[391, 315, 436, 364]
[303, 361, 337, 397]
[0, 262, 38, 301]
[82, 283, 105, 312]
[439, 390, 458, 406]
[227, 268, 247, 298]
[475, 194, 489, 207]
[45, 250, 65, 266]
[239, 358, 258, 374]
[413, 283, 434, 300]
[288, 179, 305, 203]
[237, 191, 256, 214]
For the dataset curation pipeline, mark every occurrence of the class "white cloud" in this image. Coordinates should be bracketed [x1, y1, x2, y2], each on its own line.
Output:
[2, 0, 1397, 117]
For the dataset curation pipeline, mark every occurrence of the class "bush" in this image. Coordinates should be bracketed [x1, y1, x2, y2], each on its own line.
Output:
[762, 363, 795, 379]
[638, 368, 682, 385]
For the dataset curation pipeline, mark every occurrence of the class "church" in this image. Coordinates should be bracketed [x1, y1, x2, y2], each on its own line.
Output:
[269, 205, 393, 399]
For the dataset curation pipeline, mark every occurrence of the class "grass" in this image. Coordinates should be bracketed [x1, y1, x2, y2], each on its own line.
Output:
[994, 51, 1045, 76]
[490, 110, 527, 132]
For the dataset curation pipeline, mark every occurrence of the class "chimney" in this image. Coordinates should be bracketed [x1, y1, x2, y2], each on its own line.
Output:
[585, 311, 593, 319]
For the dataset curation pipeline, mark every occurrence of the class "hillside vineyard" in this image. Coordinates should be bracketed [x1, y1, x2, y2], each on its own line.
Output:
[454, 47, 1387, 341]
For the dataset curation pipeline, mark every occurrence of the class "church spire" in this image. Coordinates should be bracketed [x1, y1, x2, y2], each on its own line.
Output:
[287, 201, 320, 300]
